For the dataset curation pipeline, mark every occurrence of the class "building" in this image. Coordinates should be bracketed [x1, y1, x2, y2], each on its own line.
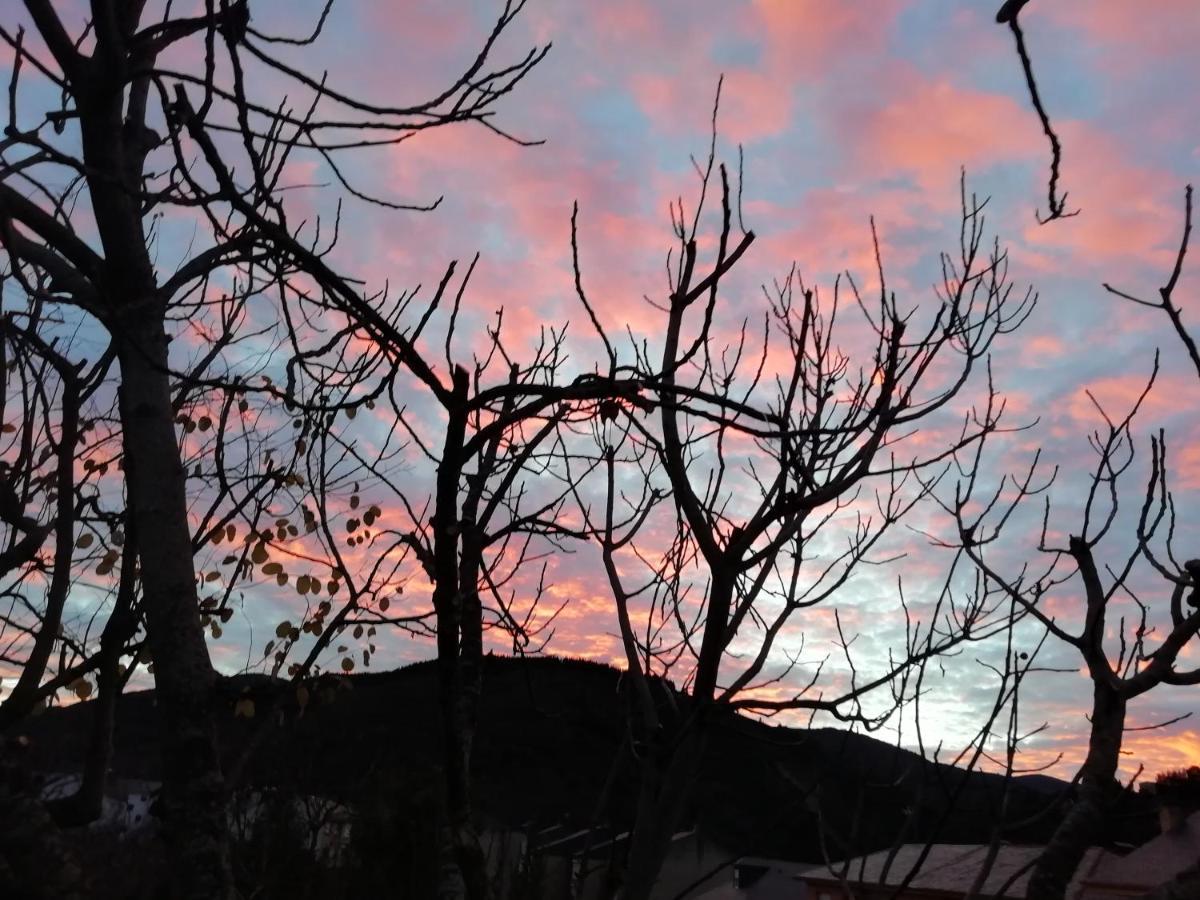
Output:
[800, 844, 1106, 899]
[1074, 808, 1200, 898]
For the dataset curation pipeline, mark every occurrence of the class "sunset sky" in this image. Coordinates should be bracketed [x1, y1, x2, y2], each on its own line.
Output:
[214, 0, 1200, 778]
[7, 1, 1199, 784]
[257, 0, 1200, 779]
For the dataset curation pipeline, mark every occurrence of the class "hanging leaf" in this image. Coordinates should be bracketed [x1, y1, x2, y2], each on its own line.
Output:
[341, 657, 355, 672]
[75, 533, 93, 549]
[234, 698, 255, 719]
[251, 543, 269, 564]
[275, 621, 292, 638]
[262, 562, 283, 576]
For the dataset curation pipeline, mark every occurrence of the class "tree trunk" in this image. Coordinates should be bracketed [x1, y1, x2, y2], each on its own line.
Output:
[50, 525, 138, 828]
[0, 369, 78, 726]
[617, 723, 706, 900]
[433, 367, 489, 900]
[117, 316, 234, 899]
[65, 24, 235, 894]
[48, 641, 119, 827]
[1026, 683, 1126, 900]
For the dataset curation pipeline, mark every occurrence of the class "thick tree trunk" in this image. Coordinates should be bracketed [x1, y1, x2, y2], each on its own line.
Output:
[117, 316, 234, 899]
[65, 20, 235, 893]
[433, 367, 489, 900]
[1026, 683, 1126, 900]
[617, 722, 706, 900]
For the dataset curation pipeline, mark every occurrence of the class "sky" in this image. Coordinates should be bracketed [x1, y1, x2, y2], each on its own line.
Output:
[244, 0, 1200, 780]
[5, 1, 1200, 785]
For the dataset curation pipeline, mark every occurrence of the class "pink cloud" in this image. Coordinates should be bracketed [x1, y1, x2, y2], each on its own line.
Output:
[1063, 372, 1194, 429]
[631, 68, 792, 142]
[748, 0, 900, 73]
[1042, 0, 1200, 61]
[843, 66, 1039, 191]
[1019, 123, 1184, 277]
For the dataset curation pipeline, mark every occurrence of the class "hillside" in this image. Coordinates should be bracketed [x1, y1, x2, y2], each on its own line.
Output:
[17, 654, 1153, 863]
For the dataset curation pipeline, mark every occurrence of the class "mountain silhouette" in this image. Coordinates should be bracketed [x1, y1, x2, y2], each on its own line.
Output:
[18, 654, 1150, 863]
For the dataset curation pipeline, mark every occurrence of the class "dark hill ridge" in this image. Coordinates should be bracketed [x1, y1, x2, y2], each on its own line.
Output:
[17, 654, 1151, 862]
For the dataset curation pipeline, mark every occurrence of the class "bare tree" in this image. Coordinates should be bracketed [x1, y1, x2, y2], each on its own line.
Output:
[564, 118, 1035, 896]
[935, 186, 1200, 900]
[266, 270, 632, 899]
[0, 1, 547, 896]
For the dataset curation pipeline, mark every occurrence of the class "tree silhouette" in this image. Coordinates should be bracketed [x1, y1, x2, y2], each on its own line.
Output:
[935, 187, 1200, 900]
[0, 1, 547, 896]
[565, 115, 1036, 894]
